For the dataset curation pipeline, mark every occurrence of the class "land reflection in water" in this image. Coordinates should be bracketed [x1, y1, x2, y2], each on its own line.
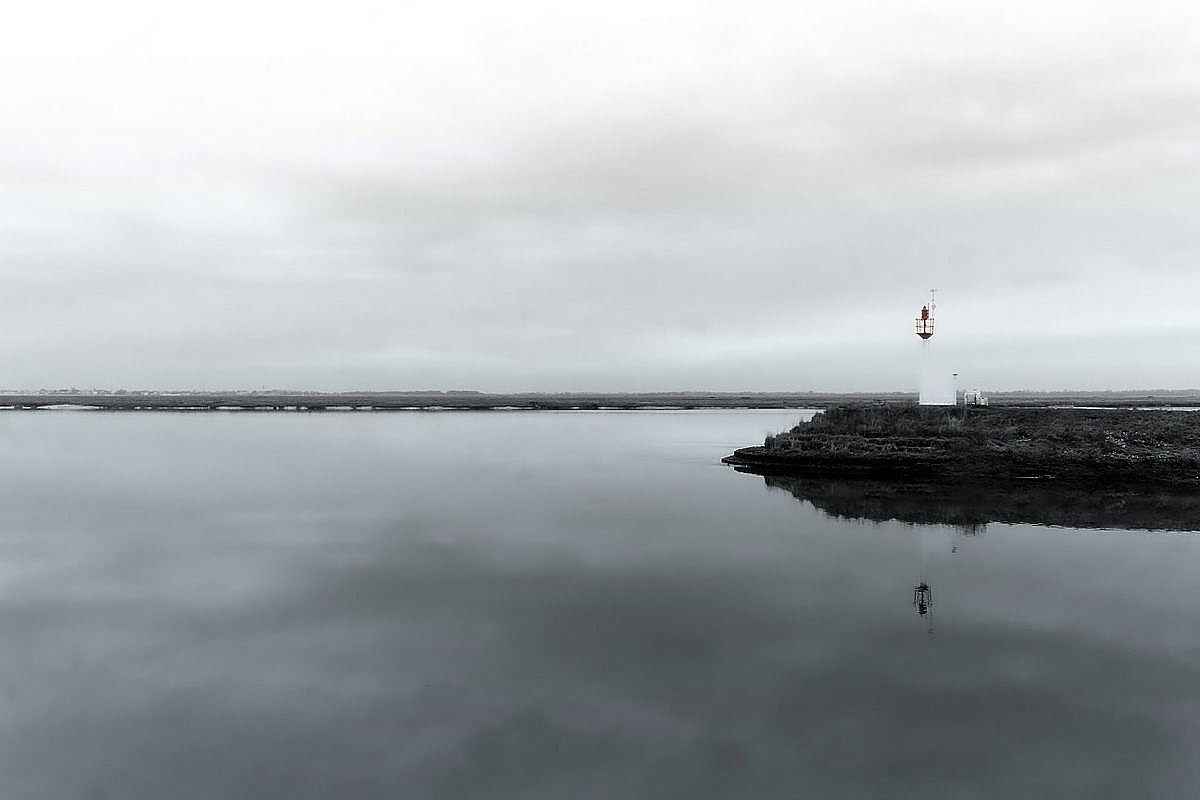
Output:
[747, 469, 1200, 532]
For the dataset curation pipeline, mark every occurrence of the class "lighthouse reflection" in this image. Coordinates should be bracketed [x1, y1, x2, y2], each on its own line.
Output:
[913, 582, 931, 615]
[912, 581, 934, 635]
[745, 471, 1200, 532]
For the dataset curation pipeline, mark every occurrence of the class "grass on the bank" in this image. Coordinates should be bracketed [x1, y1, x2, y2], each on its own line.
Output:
[764, 404, 1200, 462]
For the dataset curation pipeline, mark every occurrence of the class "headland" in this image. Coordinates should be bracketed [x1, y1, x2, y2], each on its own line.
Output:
[724, 404, 1200, 487]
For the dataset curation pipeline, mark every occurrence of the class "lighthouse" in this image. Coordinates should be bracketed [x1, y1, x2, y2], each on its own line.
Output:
[915, 303, 934, 340]
[916, 289, 955, 405]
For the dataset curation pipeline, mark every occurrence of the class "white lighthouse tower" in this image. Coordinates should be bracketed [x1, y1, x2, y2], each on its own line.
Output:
[916, 289, 955, 405]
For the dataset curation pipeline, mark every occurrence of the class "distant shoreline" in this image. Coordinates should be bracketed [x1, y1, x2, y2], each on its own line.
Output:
[0, 391, 850, 412]
[0, 391, 1198, 412]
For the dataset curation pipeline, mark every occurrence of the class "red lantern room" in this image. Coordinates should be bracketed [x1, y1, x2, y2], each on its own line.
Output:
[915, 305, 934, 339]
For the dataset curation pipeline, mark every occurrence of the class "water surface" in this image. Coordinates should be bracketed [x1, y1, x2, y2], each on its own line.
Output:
[0, 410, 1197, 799]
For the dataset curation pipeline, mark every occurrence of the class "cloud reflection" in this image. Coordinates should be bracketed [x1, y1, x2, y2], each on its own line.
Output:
[1, 411, 1200, 797]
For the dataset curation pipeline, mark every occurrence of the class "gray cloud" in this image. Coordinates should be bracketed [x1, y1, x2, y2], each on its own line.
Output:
[0, 1, 1197, 389]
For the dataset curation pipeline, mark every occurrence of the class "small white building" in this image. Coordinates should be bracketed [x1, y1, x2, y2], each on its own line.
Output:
[963, 388, 988, 406]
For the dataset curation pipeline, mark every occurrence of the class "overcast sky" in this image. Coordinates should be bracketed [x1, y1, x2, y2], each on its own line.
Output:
[1, 1, 1197, 391]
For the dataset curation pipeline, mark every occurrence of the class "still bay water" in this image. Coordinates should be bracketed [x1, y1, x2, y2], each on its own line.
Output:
[0, 409, 1199, 798]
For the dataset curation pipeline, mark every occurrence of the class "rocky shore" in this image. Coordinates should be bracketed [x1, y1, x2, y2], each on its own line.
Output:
[723, 405, 1200, 486]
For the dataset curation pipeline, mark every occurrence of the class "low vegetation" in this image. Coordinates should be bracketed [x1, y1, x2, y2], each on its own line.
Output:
[727, 404, 1200, 485]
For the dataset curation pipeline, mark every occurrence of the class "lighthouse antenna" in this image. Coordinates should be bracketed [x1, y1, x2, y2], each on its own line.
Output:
[929, 288, 937, 314]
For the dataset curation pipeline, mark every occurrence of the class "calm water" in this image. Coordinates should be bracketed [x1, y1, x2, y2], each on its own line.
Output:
[1, 410, 1199, 799]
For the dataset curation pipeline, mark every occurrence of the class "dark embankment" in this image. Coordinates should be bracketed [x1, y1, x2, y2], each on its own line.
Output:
[724, 404, 1200, 486]
[753, 473, 1200, 531]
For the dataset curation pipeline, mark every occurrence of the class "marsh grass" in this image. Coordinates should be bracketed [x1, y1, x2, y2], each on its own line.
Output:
[751, 404, 1200, 482]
